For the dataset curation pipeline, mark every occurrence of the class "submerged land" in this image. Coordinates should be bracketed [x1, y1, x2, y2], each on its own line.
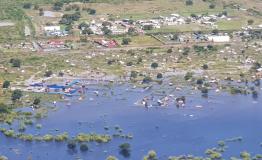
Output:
[0, 0, 262, 160]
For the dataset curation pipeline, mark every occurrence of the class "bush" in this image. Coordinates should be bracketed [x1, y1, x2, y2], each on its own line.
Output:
[80, 143, 89, 152]
[167, 48, 172, 53]
[126, 61, 133, 66]
[11, 90, 23, 102]
[143, 25, 154, 30]
[0, 103, 9, 113]
[23, 3, 32, 9]
[67, 140, 76, 149]
[196, 79, 204, 85]
[144, 150, 158, 160]
[2, 81, 10, 89]
[89, 9, 96, 15]
[33, 98, 41, 106]
[122, 38, 132, 45]
[119, 143, 131, 158]
[156, 73, 163, 79]
[202, 64, 208, 70]
[44, 71, 53, 77]
[184, 72, 193, 80]
[130, 71, 138, 78]
[106, 156, 118, 160]
[247, 19, 254, 25]
[143, 76, 152, 84]
[151, 62, 158, 69]
[186, 0, 193, 5]
[10, 59, 21, 68]
[183, 47, 190, 55]
[209, 4, 216, 9]
[53, 2, 63, 11]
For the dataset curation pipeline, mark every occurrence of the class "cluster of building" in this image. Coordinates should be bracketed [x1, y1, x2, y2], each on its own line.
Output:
[44, 26, 68, 37]
[33, 40, 69, 52]
[136, 12, 229, 29]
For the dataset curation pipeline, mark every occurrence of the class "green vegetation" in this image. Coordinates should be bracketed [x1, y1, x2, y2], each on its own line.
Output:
[119, 143, 131, 158]
[75, 133, 111, 143]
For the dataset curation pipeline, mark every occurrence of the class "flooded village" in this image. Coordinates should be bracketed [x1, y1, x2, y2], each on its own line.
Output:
[0, 0, 262, 160]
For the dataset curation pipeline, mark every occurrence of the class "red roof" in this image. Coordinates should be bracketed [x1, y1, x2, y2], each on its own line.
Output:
[48, 40, 64, 45]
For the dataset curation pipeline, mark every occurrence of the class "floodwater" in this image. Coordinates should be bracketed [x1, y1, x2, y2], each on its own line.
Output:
[0, 83, 262, 160]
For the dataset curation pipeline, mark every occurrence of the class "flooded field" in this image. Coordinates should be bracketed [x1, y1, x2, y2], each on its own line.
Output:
[0, 83, 262, 160]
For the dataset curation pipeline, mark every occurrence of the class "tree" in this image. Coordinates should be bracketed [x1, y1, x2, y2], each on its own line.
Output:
[151, 62, 158, 69]
[130, 71, 138, 78]
[186, 0, 193, 6]
[143, 76, 152, 84]
[33, 98, 41, 106]
[89, 9, 96, 15]
[0, 103, 9, 113]
[34, 4, 39, 10]
[53, 2, 63, 11]
[128, 27, 137, 35]
[126, 61, 133, 66]
[122, 38, 131, 45]
[184, 72, 193, 80]
[11, 90, 23, 102]
[39, 8, 44, 16]
[157, 73, 163, 79]
[2, 81, 10, 89]
[10, 59, 21, 68]
[102, 27, 112, 35]
[196, 79, 204, 85]
[106, 156, 118, 160]
[44, 71, 53, 77]
[209, 4, 216, 9]
[247, 19, 254, 25]
[143, 150, 158, 160]
[82, 28, 94, 35]
[67, 140, 76, 149]
[23, 3, 32, 9]
[143, 25, 154, 30]
[80, 143, 89, 152]
[78, 22, 89, 30]
[212, 29, 219, 35]
[202, 64, 209, 70]
[183, 47, 190, 55]
[119, 143, 131, 158]
[171, 33, 179, 41]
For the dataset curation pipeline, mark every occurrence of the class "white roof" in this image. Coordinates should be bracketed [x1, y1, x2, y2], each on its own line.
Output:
[44, 26, 61, 31]
[208, 35, 230, 42]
